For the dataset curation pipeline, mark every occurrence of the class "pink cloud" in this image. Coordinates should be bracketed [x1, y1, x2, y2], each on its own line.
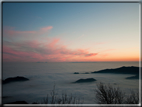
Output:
[3, 26, 100, 62]
[47, 38, 60, 48]
[40, 26, 53, 32]
[3, 26, 53, 37]
[7, 30, 36, 35]
[3, 45, 46, 62]
[3, 38, 99, 62]
[85, 53, 98, 57]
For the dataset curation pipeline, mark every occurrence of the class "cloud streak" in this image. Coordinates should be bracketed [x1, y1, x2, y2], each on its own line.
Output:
[3, 26, 114, 62]
[3, 38, 98, 62]
[3, 26, 53, 38]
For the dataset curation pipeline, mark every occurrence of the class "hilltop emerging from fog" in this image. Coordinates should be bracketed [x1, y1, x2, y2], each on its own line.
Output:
[92, 66, 140, 79]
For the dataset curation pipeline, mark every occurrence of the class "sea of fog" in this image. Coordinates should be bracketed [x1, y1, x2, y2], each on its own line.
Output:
[2, 62, 140, 104]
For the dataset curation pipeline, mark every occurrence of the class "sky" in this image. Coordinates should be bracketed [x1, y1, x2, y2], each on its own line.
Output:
[2, 2, 140, 62]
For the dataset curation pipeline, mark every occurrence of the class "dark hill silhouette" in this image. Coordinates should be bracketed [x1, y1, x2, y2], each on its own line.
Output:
[73, 78, 96, 83]
[74, 72, 79, 74]
[92, 66, 139, 75]
[91, 66, 140, 79]
[3, 76, 29, 84]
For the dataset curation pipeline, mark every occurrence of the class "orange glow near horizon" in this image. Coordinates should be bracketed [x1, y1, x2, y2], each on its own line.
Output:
[3, 32, 140, 63]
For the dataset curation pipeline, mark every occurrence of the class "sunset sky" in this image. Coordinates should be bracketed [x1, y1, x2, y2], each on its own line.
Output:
[3, 3, 140, 62]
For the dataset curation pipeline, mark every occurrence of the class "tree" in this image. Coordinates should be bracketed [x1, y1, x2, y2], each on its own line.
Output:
[95, 82, 139, 104]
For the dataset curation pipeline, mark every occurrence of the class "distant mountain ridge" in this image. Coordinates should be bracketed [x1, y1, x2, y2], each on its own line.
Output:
[91, 66, 141, 79]
[92, 66, 139, 75]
